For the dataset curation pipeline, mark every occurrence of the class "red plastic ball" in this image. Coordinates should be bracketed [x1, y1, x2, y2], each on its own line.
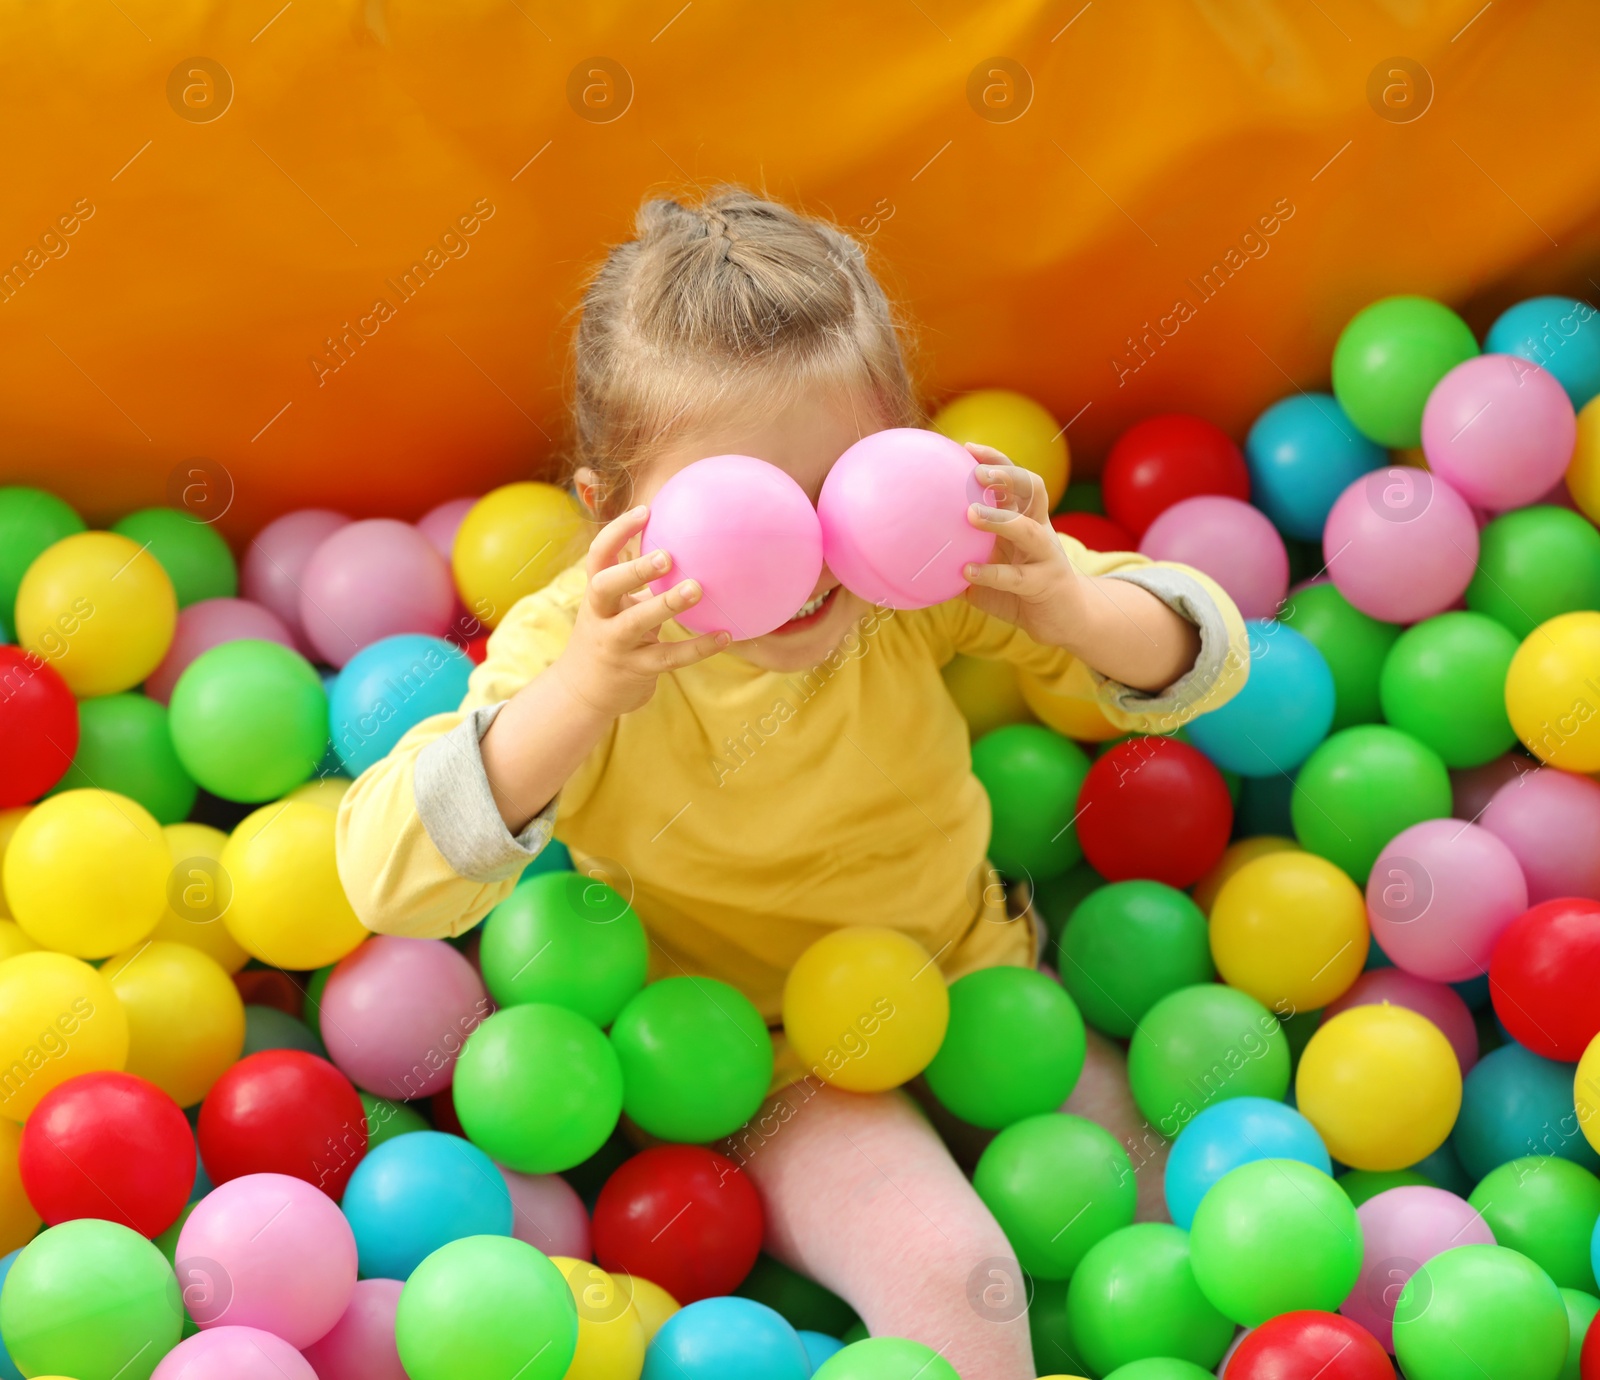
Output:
[233, 968, 305, 1016]
[1102, 413, 1251, 539]
[19, 1071, 195, 1238]
[1077, 736, 1232, 887]
[1225, 1310, 1394, 1379]
[197, 1049, 367, 1198]
[431, 1085, 466, 1137]
[1582, 1299, 1600, 1380]
[1050, 511, 1135, 554]
[592, 1145, 763, 1303]
[0, 646, 78, 806]
[1489, 897, 1600, 1061]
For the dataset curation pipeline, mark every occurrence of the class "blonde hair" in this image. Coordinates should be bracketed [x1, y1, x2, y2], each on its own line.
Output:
[569, 187, 918, 516]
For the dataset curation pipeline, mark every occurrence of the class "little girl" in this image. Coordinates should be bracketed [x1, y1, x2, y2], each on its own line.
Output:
[338, 188, 1246, 1377]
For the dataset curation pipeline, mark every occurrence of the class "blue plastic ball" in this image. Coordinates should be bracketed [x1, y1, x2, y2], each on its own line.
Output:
[1245, 393, 1384, 540]
[1485, 295, 1600, 410]
[1408, 1140, 1473, 1198]
[1164, 1095, 1331, 1230]
[1186, 622, 1334, 776]
[521, 839, 573, 881]
[799, 1331, 847, 1369]
[0, 1249, 23, 1380]
[340, 1130, 512, 1279]
[1451, 1042, 1600, 1183]
[329, 633, 474, 776]
[641, 1297, 811, 1380]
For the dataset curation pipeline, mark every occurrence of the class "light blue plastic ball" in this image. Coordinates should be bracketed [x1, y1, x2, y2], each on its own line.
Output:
[1186, 622, 1335, 776]
[1485, 295, 1600, 409]
[0, 1249, 23, 1380]
[1245, 393, 1384, 540]
[330, 633, 474, 776]
[799, 1330, 847, 1369]
[1165, 1095, 1331, 1229]
[642, 1297, 811, 1380]
[341, 1130, 512, 1280]
[1451, 1041, 1600, 1183]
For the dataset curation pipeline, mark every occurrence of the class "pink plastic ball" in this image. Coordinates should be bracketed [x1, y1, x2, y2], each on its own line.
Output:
[1367, 818, 1528, 982]
[299, 518, 456, 667]
[301, 1279, 407, 1380]
[319, 937, 488, 1100]
[242, 510, 351, 652]
[1320, 968, 1478, 1073]
[417, 498, 478, 562]
[1421, 355, 1578, 512]
[152, 1326, 318, 1380]
[501, 1166, 592, 1259]
[642, 455, 823, 639]
[1323, 468, 1479, 624]
[175, 1172, 358, 1348]
[1138, 495, 1288, 621]
[817, 428, 996, 610]
[144, 598, 297, 704]
[1341, 1186, 1495, 1352]
[1481, 768, 1600, 905]
[1449, 754, 1533, 821]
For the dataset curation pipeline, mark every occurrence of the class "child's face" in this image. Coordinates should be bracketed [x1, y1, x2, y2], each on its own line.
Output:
[632, 382, 883, 672]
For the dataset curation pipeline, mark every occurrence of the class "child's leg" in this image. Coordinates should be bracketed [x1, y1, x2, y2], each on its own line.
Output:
[739, 1081, 1034, 1380]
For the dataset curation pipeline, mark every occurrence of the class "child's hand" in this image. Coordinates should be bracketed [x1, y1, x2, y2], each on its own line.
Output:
[962, 443, 1088, 646]
[552, 505, 730, 718]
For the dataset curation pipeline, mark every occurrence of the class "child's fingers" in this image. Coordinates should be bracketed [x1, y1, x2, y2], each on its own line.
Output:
[615, 579, 703, 638]
[590, 547, 673, 616]
[585, 505, 651, 579]
[963, 559, 1029, 593]
[651, 629, 731, 672]
[975, 461, 1047, 519]
[966, 504, 1060, 562]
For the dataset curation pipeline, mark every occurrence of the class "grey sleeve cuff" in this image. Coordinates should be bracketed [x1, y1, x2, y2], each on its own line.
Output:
[413, 702, 558, 884]
[1096, 566, 1233, 727]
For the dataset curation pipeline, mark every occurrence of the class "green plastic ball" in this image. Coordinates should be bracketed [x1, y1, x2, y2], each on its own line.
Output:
[1469, 1157, 1600, 1291]
[1058, 881, 1214, 1038]
[608, 975, 774, 1143]
[1470, 505, 1600, 640]
[48, 691, 198, 823]
[0, 486, 85, 641]
[453, 1004, 622, 1173]
[1103, 1363, 1215, 1380]
[479, 870, 649, 1027]
[111, 506, 238, 607]
[812, 1336, 961, 1380]
[243, 1005, 327, 1058]
[1331, 296, 1479, 447]
[1280, 582, 1401, 731]
[168, 639, 327, 801]
[1189, 1158, 1361, 1326]
[1066, 1223, 1233, 1374]
[1379, 612, 1519, 767]
[1393, 1244, 1568, 1380]
[395, 1234, 578, 1380]
[971, 724, 1092, 880]
[923, 967, 1085, 1129]
[1057, 481, 1105, 515]
[973, 1112, 1136, 1279]
[1336, 1167, 1435, 1207]
[0, 1218, 183, 1380]
[735, 1254, 860, 1337]
[304, 961, 334, 1037]
[1291, 725, 1452, 885]
[1027, 1275, 1090, 1377]
[362, 1092, 431, 1149]
[1127, 985, 1289, 1133]
[1560, 1288, 1600, 1380]
[1031, 860, 1105, 947]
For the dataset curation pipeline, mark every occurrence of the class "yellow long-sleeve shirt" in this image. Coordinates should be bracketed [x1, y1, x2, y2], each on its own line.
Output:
[336, 539, 1246, 1022]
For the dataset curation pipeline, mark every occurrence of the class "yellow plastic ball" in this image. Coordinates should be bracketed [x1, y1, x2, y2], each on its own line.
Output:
[943, 655, 1033, 739]
[0, 922, 38, 963]
[0, 1118, 40, 1253]
[1506, 611, 1600, 771]
[153, 822, 250, 974]
[220, 801, 368, 969]
[104, 939, 245, 1108]
[1209, 851, 1368, 1012]
[614, 1274, 679, 1345]
[931, 389, 1070, 508]
[1296, 1003, 1461, 1171]
[0, 950, 129, 1120]
[551, 1256, 646, 1380]
[452, 482, 589, 630]
[15, 530, 176, 697]
[1018, 668, 1120, 742]
[1191, 835, 1298, 916]
[0, 806, 30, 919]
[783, 926, 950, 1092]
[1566, 394, 1600, 522]
[1575, 1031, 1600, 1156]
[4, 789, 168, 958]
[284, 776, 352, 811]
